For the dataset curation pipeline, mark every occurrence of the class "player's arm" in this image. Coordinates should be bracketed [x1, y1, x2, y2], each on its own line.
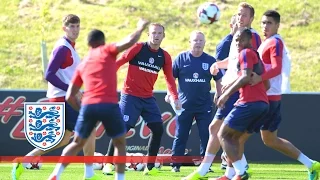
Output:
[215, 35, 233, 61]
[65, 69, 83, 111]
[210, 57, 229, 75]
[251, 39, 283, 85]
[115, 43, 143, 71]
[165, 55, 179, 103]
[163, 52, 179, 100]
[115, 19, 149, 53]
[222, 50, 253, 97]
[45, 46, 69, 91]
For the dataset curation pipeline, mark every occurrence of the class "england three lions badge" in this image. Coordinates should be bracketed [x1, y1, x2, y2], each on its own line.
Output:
[24, 102, 65, 151]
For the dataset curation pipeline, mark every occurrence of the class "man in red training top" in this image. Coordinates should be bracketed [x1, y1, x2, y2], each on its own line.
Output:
[250, 10, 320, 180]
[104, 23, 181, 176]
[215, 29, 269, 180]
[48, 19, 149, 180]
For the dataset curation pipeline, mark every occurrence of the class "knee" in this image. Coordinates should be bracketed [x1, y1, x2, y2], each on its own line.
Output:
[209, 120, 222, 137]
[112, 136, 126, 147]
[148, 122, 164, 138]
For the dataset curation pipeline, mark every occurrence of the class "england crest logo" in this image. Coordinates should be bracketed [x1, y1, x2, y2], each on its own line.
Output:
[24, 102, 65, 151]
[202, 63, 209, 70]
[149, 57, 155, 64]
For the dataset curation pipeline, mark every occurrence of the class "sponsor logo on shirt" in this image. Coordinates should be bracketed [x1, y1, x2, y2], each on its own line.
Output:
[138, 61, 161, 71]
[185, 72, 206, 83]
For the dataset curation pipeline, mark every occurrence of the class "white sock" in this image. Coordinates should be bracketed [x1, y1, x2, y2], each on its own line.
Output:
[232, 160, 245, 175]
[240, 154, 248, 167]
[52, 163, 65, 178]
[115, 173, 125, 180]
[197, 152, 215, 176]
[297, 153, 314, 169]
[22, 154, 34, 168]
[225, 166, 236, 179]
[84, 163, 94, 178]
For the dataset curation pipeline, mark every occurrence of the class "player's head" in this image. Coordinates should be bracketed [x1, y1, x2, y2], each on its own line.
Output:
[148, 23, 165, 46]
[87, 29, 105, 48]
[189, 30, 206, 52]
[62, 14, 80, 42]
[261, 10, 281, 38]
[235, 28, 252, 52]
[237, 2, 255, 28]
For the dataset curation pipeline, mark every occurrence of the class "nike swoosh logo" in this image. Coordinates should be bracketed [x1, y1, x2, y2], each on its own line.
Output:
[183, 65, 190, 67]
[158, 55, 162, 57]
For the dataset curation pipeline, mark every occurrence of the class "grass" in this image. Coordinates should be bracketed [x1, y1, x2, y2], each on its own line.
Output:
[0, 0, 320, 91]
[0, 163, 310, 180]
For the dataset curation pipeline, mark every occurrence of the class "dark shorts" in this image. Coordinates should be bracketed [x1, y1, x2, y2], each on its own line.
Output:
[214, 91, 239, 120]
[65, 102, 79, 132]
[260, 100, 282, 132]
[119, 93, 162, 128]
[75, 103, 126, 139]
[224, 101, 269, 133]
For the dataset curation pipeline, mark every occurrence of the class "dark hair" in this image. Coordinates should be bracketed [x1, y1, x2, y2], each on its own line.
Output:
[87, 29, 105, 48]
[63, 14, 80, 26]
[263, 10, 281, 23]
[240, 28, 252, 41]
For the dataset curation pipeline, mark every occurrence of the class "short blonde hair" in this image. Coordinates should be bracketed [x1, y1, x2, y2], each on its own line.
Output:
[189, 30, 205, 40]
[238, 2, 255, 17]
[149, 23, 165, 33]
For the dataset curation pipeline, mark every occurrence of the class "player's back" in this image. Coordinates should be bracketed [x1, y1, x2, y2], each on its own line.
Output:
[237, 48, 268, 105]
[78, 44, 119, 105]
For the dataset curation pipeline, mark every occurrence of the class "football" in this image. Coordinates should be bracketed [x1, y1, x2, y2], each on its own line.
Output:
[126, 153, 145, 171]
[197, 2, 221, 24]
[25, 162, 42, 170]
[93, 152, 104, 170]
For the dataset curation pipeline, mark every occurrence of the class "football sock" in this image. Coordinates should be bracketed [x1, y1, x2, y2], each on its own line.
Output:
[297, 153, 314, 169]
[84, 163, 94, 178]
[197, 152, 215, 176]
[146, 122, 163, 170]
[225, 166, 236, 179]
[52, 163, 65, 178]
[115, 173, 125, 180]
[232, 160, 245, 175]
[22, 154, 34, 168]
[240, 154, 248, 167]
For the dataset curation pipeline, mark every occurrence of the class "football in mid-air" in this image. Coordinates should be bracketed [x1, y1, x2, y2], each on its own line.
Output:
[197, 2, 221, 24]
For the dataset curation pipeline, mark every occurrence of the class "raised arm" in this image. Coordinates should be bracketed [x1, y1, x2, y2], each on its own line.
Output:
[115, 19, 149, 53]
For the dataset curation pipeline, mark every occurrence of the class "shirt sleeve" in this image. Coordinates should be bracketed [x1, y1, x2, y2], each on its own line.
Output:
[71, 67, 83, 87]
[163, 51, 179, 100]
[211, 57, 223, 81]
[239, 49, 254, 70]
[172, 55, 180, 78]
[115, 43, 143, 70]
[261, 38, 283, 81]
[215, 34, 233, 60]
[103, 43, 119, 57]
[45, 46, 69, 91]
[251, 33, 262, 50]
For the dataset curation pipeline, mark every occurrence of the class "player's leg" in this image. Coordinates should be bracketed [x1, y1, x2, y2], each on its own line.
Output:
[48, 104, 98, 180]
[260, 101, 320, 179]
[171, 110, 195, 172]
[82, 128, 96, 179]
[183, 93, 239, 180]
[101, 103, 127, 180]
[103, 94, 141, 175]
[141, 96, 163, 175]
[194, 109, 213, 173]
[218, 102, 268, 179]
[12, 103, 76, 180]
